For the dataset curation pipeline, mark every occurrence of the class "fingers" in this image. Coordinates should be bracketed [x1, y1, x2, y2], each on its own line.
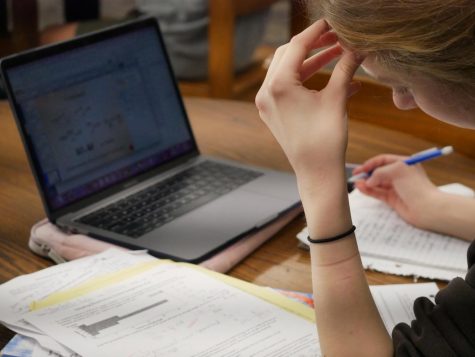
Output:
[268, 26, 338, 81]
[277, 20, 330, 77]
[365, 161, 407, 188]
[300, 44, 342, 82]
[260, 18, 362, 110]
[260, 20, 338, 103]
[355, 182, 390, 202]
[327, 50, 364, 99]
[352, 154, 408, 175]
[266, 19, 359, 91]
[314, 30, 339, 48]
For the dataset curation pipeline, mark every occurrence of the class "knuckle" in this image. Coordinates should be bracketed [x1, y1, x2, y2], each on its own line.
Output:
[255, 90, 267, 112]
[273, 43, 288, 60]
[275, 44, 286, 55]
[267, 78, 288, 98]
[289, 34, 302, 46]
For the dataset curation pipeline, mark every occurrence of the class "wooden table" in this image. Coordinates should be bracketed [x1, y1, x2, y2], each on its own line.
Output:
[1, 97, 474, 347]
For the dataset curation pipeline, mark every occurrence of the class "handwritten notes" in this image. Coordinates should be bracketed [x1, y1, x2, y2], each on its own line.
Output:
[297, 184, 473, 280]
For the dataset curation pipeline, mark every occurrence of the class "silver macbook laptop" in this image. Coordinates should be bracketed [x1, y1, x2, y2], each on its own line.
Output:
[0, 17, 300, 263]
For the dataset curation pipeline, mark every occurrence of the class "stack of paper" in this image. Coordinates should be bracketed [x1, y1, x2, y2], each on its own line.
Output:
[297, 184, 473, 281]
[1, 249, 439, 356]
[0, 249, 319, 356]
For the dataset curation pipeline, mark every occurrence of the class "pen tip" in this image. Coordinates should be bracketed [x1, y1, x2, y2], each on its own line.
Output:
[441, 146, 454, 155]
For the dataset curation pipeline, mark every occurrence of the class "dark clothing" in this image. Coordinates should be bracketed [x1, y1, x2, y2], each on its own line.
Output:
[393, 240, 475, 356]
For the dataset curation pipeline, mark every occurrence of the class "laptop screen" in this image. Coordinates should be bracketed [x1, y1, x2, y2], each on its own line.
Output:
[4, 22, 196, 211]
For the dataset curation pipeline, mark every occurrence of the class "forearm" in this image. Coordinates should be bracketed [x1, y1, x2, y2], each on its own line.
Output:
[299, 168, 392, 356]
[423, 190, 475, 241]
[311, 245, 392, 356]
[253, 18, 380, 354]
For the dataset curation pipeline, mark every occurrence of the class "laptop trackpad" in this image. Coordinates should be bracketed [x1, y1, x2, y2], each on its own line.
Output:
[141, 191, 290, 261]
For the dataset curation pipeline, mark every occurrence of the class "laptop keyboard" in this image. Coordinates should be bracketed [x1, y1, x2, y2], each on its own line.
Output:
[77, 161, 262, 238]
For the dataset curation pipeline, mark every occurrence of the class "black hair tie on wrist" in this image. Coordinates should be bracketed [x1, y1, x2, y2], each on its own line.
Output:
[307, 225, 356, 244]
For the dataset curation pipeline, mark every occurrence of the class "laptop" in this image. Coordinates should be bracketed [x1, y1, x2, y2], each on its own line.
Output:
[0, 17, 300, 263]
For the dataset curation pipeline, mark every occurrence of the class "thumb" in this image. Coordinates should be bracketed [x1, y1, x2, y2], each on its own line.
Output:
[328, 50, 364, 98]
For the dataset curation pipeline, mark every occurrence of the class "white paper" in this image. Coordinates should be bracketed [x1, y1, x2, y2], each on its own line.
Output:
[361, 256, 460, 282]
[24, 263, 320, 357]
[2, 245, 439, 357]
[438, 183, 475, 197]
[370, 283, 438, 332]
[6, 282, 439, 357]
[0, 249, 154, 355]
[297, 184, 473, 280]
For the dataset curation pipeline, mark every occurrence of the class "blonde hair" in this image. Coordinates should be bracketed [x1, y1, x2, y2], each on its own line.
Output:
[311, 0, 475, 89]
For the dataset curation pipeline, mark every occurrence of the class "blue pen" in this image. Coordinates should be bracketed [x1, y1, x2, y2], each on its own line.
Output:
[347, 146, 454, 183]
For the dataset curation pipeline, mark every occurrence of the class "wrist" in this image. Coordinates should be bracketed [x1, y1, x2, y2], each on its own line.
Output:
[297, 165, 352, 239]
[296, 163, 347, 196]
[414, 186, 444, 231]
[291, 146, 346, 184]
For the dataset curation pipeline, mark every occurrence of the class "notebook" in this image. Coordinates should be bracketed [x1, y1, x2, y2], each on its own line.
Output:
[0, 17, 300, 263]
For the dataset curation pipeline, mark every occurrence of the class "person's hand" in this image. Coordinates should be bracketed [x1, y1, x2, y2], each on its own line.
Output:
[255, 20, 362, 184]
[353, 154, 439, 228]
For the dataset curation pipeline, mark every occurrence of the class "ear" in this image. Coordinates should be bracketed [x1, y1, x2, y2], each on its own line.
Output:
[392, 89, 418, 110]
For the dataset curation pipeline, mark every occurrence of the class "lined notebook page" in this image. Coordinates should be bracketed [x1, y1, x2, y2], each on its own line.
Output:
[350, 189, 469, 273]
[297, 184, 473, 280]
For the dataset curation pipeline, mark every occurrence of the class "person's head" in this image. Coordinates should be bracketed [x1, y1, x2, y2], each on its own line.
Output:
[311, 0, 475, 128]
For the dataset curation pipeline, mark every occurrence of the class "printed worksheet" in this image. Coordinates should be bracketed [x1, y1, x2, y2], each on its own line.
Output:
[24, 262, 320, 357]
[1, 248, 439, 357]
[0, 249, 154, 356]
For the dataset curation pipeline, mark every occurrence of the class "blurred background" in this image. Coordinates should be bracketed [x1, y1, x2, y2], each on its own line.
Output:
[0, 0, 309, 101]
[1, 0, 473, 157]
